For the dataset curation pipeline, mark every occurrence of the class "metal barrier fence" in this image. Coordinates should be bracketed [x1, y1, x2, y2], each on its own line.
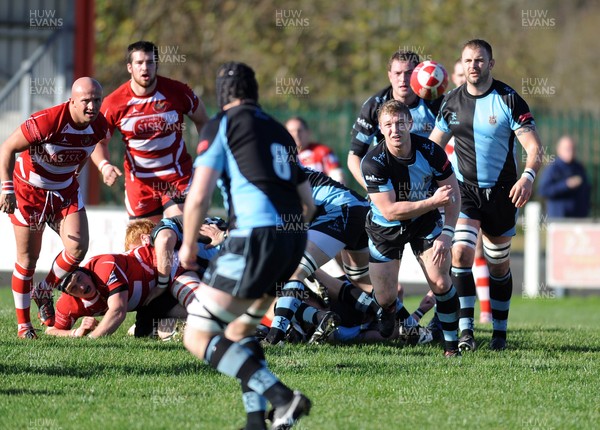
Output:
[0, 30, 69, 144]
[82, 104, 600, 218]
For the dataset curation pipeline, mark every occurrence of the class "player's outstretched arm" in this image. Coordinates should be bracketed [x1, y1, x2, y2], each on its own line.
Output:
[181, 166, 220, 271]
[46, 317, 98, 337]
[87, 291, 128, 338]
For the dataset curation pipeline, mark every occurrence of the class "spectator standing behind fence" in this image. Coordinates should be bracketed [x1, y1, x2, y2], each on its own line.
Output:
[286, 116, 346, 185]
[538, 135, 591, 219]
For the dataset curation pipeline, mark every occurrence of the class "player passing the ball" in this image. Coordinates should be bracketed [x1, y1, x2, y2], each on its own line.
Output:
[429, 39, 543, 351]
[360, 100, 461, 357]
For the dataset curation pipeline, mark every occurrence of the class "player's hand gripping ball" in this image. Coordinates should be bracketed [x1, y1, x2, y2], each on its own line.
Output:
[410, 61, 449, 100]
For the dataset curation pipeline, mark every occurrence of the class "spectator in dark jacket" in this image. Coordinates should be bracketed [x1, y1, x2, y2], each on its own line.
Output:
[538, 135, 591, 218]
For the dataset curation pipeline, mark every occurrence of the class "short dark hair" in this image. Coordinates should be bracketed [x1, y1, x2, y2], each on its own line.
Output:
[216, 62, 259, 109]
[377, 99, 412, 123]
[462, 39, 493, 60]
[387, 50, 421, 71]
[127, 41, 158, 64]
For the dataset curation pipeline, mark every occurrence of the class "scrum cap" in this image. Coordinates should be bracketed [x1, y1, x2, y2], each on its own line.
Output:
[216, 62, 258, 109]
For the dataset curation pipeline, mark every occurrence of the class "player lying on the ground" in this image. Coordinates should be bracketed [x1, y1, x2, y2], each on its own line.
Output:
[124, 216, 226, 337]
[45, 242, 199, 338]
[262, 166, 371, 345]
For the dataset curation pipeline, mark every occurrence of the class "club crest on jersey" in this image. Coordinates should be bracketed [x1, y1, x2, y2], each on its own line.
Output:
[489, 115, 497, 125]
[153, 100, 167, 113]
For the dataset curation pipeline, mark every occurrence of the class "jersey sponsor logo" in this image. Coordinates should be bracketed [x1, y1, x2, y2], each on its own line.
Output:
[489, 115, 497, 125]
[449, 112, 460, 125]
[356, 117, 373, 130]
[365, 174, 385, 183]
[133, 116, 170, 137]
[33, 148, 88, 166]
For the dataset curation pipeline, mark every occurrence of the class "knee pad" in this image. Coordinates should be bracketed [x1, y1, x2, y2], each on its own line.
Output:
[342, 262, 369, 281]
[453, 224, 479, 249]
[482, 238, 511, 265]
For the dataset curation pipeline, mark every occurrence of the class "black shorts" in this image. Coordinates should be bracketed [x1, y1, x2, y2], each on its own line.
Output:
[459, 182, 518, 237]
[310, 204, 369, 251]
[202, 226, 307, 299]
[366, 210, 443, 262]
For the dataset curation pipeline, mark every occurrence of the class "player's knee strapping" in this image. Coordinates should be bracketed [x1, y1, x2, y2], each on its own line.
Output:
[297, 252, 319, 278]
[186, 297, 237, 332]
[237, 300, 271, 327]
[170, 272, 201, 308]
[453, 224, 479, 249]
[342, 262, 369, 281]
[482, 238, 511, 265]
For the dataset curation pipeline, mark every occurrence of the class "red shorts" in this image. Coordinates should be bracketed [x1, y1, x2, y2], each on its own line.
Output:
[124, 173, 191, 219]
[9, 176, 84, 228]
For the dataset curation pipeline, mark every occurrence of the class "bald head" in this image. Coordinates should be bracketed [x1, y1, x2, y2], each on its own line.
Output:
[69, 77, 103, 126]
[556, 135, 576, 164]
[72, 77, 102, 95]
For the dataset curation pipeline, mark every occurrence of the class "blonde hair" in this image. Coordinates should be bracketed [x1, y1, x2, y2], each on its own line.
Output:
[124, 219, 156, 250]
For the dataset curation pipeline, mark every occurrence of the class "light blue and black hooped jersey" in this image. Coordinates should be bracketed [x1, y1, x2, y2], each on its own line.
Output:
[361, 134, 453, 227]
[301, 166, 369, 227]
[435, 79, 535, 188]
[350, 86, 442, 158]
[194, 102, 305, 230]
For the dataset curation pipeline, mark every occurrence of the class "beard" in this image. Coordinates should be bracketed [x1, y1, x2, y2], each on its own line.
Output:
[133, 74, 157, 88]
[466, 67, 491, 86]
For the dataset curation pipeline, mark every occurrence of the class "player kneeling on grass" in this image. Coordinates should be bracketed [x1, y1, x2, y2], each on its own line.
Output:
[45, 242, 199, 338]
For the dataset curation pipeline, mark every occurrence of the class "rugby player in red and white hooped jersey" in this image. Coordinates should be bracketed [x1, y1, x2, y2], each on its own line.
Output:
[91, 41, 209, 223]
[285, 116, 346, 185]
[46, 242, 200, 338]
[0, 77, 108, 339]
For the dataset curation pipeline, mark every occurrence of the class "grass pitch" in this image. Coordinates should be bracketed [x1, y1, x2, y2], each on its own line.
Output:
[0, 287, 599, 430]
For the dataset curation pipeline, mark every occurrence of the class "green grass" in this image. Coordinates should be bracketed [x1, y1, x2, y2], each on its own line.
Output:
[1, 288, 599, 430]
